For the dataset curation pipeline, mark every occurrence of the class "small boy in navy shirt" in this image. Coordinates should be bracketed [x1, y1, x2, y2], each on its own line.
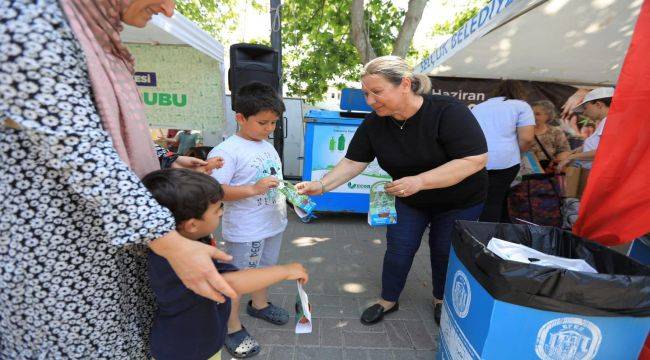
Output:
[142, 169, 308, 360]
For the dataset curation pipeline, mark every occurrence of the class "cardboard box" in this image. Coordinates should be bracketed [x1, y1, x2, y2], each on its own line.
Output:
[563, 166, 590, 198]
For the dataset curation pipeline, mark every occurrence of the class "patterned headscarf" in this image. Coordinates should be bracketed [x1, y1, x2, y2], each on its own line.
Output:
[59, 0, 160, 178]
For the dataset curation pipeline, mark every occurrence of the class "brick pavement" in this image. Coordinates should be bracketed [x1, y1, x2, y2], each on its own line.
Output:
[219, 213, 439, 360]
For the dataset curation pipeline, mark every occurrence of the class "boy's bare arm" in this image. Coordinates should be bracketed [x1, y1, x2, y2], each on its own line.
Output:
[222, 263, 308, 295]
[220, 184, 259, 201]
[221, 176, 279, 201]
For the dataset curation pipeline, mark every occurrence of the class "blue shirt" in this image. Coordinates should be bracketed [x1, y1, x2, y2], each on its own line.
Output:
[148, 245, 237, 360]
[471, 97, 535, 170]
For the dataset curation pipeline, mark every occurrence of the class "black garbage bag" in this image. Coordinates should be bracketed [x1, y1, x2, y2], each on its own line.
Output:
[453, 221, 650, 317]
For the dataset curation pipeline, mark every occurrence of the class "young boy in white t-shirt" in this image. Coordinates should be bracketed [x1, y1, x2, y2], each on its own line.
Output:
[208, 82, 288, 358]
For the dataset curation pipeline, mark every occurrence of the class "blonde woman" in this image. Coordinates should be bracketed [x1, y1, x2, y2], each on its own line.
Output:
[296, 56, 488, 326]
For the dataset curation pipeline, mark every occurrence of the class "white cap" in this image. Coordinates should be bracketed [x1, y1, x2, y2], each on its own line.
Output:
[574, 87, 615, 112]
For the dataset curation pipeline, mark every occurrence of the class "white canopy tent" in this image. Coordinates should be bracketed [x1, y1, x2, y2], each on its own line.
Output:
[121, 14, 225, 63]
[415, 0, 643, 86]
[120, 14, 226, 146]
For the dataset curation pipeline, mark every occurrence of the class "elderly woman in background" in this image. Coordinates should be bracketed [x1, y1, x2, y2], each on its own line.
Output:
[529, 100, 570, 171]
[508, 100, 570, 226]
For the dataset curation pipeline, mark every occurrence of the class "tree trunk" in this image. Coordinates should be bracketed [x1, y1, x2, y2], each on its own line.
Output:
[392, 0, 428, 58]
[350, 0, 377, 64]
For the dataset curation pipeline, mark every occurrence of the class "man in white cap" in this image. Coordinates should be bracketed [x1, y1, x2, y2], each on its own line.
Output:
[557, 87, 615, 172]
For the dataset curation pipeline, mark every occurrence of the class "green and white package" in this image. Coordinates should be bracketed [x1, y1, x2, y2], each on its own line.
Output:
[368, 181, 397, 226]
[279, 180, 317, 220]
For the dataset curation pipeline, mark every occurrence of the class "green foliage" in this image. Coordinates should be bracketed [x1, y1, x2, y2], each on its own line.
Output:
[282, 0, 404, 102]
[430, 0, 489, 36]
[175, 0, 417, 103]
[365, 0, 405, 58]
[416, 0, 490, 62]
[247, 37, 272, 47]
[175, 0, 239, 43]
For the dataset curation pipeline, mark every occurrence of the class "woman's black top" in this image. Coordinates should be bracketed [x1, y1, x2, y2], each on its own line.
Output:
[346, 95, 488, 209]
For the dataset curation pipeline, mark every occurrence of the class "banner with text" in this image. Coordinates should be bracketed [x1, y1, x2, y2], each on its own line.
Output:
[126, 44, 225, 133]
[416, 0, 544, 74]
[309, 124, 391, 194]
[429, 76, 577, 109]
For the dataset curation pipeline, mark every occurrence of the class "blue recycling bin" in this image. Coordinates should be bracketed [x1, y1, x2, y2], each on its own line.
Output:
[302, 109, 391, 213]
[628, 237, 650, 265]
[439, 221, 650, 360]
[302, 88, 391, 214]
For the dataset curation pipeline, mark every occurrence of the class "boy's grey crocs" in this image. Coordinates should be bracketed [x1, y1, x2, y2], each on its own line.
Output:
[246, 300, 289, 325]
[225, 326, 260, 358]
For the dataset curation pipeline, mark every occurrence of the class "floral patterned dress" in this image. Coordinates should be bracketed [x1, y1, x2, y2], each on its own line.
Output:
[0, 2, 174, 358]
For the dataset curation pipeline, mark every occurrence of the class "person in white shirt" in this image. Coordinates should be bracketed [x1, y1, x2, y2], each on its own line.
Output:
[471, 80, 535, 223]
[208, 82, 288, 358]
[557, 87, 614, 172]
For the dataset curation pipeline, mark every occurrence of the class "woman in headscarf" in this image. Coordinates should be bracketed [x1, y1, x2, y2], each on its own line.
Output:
[0, 1, 235, 358]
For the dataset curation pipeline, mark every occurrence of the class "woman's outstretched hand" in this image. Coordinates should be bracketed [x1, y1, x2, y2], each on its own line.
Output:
[150, 231, 238, 303]
[295, 181, 324, 196]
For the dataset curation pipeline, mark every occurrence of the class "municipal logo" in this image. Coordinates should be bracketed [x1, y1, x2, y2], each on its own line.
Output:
[535, 317, 602, 360]
[451, 270, 471, 318]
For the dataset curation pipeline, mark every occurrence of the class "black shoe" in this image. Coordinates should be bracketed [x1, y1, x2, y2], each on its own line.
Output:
[434, 302, 442, 326]
[360, 302, 399, 325]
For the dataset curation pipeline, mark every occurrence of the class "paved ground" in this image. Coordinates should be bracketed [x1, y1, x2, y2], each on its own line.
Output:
[219, 212, 440, 360]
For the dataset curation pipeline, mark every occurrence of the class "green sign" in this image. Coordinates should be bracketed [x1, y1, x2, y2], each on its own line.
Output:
[126, 44, 224, 133]
[142, 92, 187, 107]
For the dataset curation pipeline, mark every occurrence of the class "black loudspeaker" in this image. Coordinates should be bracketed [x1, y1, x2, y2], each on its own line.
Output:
[228, 43, 280, 111]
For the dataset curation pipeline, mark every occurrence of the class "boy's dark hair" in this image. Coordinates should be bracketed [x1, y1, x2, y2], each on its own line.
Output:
[591, 97, 612, 108]
[142, 169, 224, 224]
[233, 82, 286, 118]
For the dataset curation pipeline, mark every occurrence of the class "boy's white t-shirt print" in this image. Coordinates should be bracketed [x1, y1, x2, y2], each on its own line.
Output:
[209, 135, 287, 243]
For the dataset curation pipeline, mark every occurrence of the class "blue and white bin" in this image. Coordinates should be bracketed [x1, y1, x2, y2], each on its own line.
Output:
[439, 221, 650, 360]
[628, 236, 650, 266]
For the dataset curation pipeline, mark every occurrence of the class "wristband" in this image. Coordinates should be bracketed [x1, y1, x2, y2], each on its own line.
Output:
[318, 180, 326, 194]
